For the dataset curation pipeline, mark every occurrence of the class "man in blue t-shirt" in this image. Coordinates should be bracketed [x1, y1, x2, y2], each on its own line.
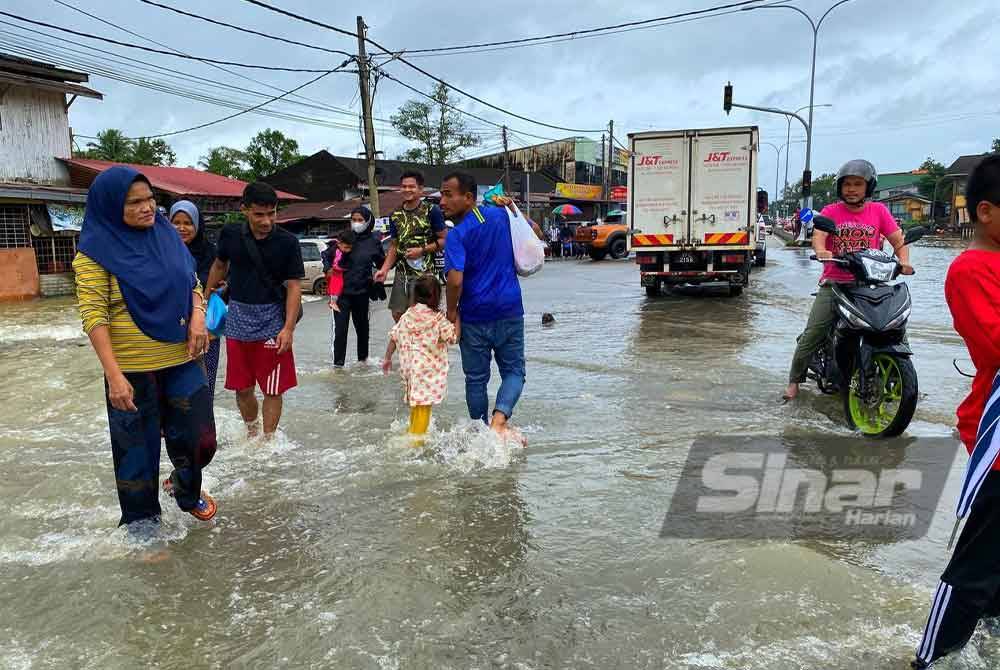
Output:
[441, 171, 543, 441]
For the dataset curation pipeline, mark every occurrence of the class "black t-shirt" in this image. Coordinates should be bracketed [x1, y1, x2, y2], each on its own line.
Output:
[216, 223, 305, 304]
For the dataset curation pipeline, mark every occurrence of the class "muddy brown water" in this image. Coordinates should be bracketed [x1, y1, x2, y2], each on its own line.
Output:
[0, 237, 993, 669]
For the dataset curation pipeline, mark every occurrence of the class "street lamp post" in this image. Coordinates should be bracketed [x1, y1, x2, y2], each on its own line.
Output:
[784, 103, 832, 196]
[761, 142, 782, 208]
[742, 0, 852, 213]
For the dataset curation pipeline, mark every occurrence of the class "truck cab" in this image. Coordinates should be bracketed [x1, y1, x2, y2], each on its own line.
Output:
[574, 218, 629, 260]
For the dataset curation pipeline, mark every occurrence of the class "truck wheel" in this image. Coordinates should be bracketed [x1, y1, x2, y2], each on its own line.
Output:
[645, 284, 661, 297]
[755, 248, 766, 267]
[609, 236, 629, 259]
[589, 248, 608, 261]
[728, 285, 744, 297]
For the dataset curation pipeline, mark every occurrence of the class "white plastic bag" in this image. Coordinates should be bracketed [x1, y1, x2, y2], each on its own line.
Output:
[507, 203, 546, 277]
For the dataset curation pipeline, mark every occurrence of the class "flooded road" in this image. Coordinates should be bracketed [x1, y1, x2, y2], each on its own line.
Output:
[0, 236, 993, 669]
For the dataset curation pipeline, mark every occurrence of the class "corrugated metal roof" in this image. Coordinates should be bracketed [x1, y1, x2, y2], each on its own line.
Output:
[60, 158, 303, 200]
[948, 153, 993, 176]
[275, 191, 412, 224]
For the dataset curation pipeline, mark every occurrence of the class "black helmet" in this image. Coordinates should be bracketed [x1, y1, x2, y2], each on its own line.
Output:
[836, 159, 877, 201]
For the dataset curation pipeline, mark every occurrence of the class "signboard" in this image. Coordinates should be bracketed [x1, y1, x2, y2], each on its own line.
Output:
[46, 204, 84, 232]
[610, 186, 628, 202]
[555, 182, 603, 201]
[799, 207, 814, 223]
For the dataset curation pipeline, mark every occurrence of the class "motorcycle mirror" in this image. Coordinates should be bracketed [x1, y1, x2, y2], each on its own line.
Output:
[903, 226, 927, 245]
[811, 215, 837, 235]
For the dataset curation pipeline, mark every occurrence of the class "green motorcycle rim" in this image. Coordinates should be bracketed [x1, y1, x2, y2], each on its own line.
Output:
[848, 354, 904, 435]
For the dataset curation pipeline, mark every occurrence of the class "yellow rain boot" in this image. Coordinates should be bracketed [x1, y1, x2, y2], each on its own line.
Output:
[408, 405, 432, 445]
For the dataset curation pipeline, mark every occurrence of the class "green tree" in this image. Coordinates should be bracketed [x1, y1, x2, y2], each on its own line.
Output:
[82, 129, 134, 162]
[992, 138, 1000, 153]
[917, 157, 947, 200]
[198, 146, 249, 180]
[390, 83, 481, 165]
[782, 172, 838, 211]
[130, 137, 176, 166]
[243, 129, 302, 181]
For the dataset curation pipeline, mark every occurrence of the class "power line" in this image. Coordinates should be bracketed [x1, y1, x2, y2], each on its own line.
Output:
[126, 58, 354, 139]
[135, 0, 353, 58]
[51, 0, 370, 120]
[0, 9, 342, 73]
[376, 68, 561, 144]
[0, 31, 406, 137]
[0, 21, 387, 127]
[396, 0, 765, 55]
[238, 0, 358, 39]
[382, 0, 792, 60]
[235, 0, 604, 134]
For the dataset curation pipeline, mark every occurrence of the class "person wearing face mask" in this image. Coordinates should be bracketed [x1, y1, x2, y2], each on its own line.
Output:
[324, 206, 386, 367]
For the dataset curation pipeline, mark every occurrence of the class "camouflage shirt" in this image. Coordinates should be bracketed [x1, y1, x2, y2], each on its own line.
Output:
[390, 201, 446, 279]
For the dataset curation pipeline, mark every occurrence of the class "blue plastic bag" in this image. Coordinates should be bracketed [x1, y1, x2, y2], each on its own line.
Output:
[205, 291, 227, 337]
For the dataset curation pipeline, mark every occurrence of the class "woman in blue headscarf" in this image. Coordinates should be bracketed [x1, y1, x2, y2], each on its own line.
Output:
[73, 166, 218, 527]
[170, 200, 221, 398]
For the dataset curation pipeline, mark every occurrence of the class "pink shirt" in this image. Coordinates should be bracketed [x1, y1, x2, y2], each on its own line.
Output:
[818, 201, 900, 283]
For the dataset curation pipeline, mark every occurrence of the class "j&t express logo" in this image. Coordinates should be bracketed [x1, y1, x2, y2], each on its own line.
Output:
[704, 152, 748, 164]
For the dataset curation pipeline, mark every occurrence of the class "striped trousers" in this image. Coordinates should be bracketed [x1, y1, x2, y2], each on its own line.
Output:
[914, 470, 1000, 667]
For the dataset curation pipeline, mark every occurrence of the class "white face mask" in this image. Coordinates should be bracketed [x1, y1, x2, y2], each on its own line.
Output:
[351, 221, 367, 233]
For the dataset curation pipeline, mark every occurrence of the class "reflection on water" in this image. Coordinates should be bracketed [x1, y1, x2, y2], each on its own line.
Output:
[3, 240, 997, 668]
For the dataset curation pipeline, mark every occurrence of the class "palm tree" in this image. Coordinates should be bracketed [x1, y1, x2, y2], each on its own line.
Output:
[83, 129, 134, 162]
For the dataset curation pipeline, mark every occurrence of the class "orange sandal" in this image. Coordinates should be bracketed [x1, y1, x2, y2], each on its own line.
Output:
[189, 493, 217, 521]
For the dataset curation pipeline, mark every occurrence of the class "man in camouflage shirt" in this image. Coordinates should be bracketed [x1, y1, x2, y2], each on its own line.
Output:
[375, 170, 447, 322]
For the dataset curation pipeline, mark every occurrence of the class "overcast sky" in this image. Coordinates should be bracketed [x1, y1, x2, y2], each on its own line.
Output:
[4, 0, 997, 193]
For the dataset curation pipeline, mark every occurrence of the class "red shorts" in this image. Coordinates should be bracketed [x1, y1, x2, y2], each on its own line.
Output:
[225, 338, 297, 395]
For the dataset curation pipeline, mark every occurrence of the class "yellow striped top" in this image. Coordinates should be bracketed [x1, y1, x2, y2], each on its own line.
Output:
[73, 252, 195, 372]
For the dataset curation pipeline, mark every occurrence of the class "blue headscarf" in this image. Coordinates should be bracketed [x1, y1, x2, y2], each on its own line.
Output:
[78, 166, 196, 343]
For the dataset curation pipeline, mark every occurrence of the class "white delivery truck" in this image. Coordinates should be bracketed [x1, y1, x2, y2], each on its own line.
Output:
[627, 126, 759, 296]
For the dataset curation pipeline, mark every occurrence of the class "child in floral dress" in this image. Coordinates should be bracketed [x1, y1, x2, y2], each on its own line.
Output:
[382, 275, 457, 439]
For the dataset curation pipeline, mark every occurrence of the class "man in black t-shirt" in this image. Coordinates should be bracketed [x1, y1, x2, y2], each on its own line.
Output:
[206, 182, 305, 440]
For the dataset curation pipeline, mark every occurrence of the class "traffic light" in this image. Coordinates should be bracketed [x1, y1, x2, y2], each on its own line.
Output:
[757, 188, 768, 214]
[723, 82, 733, 114]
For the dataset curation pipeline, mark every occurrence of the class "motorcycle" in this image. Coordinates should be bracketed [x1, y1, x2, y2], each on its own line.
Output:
[806, 216, 925, 438]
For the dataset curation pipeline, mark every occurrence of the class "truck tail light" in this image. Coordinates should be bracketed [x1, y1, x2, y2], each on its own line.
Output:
[720, 254, 745, 264]
[636, 254, 659, 265]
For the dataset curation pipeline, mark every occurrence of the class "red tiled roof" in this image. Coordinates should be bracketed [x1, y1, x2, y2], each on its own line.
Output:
[59, 158, 304, 200]
[275, 190, 414, 224]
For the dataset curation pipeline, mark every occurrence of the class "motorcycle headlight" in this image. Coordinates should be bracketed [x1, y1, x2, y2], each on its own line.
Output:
[838, 304, 872, 329]
[885, 306, 912, 331]
[859, 257, 896, 282]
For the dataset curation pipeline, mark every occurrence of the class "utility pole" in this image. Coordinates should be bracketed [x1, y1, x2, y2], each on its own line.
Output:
[600, 133, 607, 213]
[356, 15, 380, 218]
[606, 119, 614, 214]
[501, 125, 510, 191]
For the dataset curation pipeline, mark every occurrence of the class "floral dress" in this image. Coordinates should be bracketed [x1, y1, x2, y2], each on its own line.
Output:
[389, 303, 457, 407]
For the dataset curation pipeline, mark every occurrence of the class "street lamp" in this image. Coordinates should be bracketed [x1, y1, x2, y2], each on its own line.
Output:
[784, 103, 832, 195]
[741, 0, 853, 212]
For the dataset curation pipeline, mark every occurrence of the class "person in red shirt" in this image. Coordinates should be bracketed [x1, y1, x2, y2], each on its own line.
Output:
[913, 154, 1000, 668]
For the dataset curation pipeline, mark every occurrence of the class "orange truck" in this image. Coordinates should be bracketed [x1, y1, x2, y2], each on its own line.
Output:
[573, 219, 629, 260]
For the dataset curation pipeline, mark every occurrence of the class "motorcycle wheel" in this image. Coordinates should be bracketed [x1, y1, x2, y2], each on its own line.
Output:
[842, 354, 918, 438]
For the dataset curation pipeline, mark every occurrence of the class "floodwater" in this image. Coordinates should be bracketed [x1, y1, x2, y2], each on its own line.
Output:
[0, 236, 993, 669]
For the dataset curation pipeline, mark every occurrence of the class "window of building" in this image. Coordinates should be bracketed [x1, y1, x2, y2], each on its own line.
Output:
[33, 234, 77, 274]
[0, 205, 31, 248]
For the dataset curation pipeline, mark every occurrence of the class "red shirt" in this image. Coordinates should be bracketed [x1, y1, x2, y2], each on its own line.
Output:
[945, 249, 1000, 463]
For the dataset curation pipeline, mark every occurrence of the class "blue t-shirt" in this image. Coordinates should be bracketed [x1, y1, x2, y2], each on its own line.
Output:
[444, 206, 523, 324]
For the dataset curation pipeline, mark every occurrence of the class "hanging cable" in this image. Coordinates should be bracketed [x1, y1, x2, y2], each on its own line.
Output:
[125, 58, 354, 139]
[236, 0, 604, 134]
[395, 0, 765, 55]
[0, 10, 342, 72]
[135, 0, 353, 58]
